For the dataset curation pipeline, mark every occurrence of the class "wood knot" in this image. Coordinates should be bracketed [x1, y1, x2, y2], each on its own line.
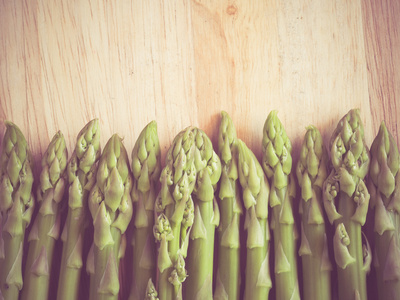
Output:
[226, 5, 237, 16]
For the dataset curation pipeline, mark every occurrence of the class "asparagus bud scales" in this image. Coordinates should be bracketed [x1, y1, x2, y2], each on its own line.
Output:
[21, 131, 68, 300]
[323, 109, 371, 300]
[145, 278, 159, 300]
[0, 122, 35, 300]
[88, 134, 133, 300]
[57, 119, 100, 300]
[214, 111, 243, 300]
[129, 121, 161, 300]
[262, 110, 299, 300]
[237, 139, 271, 300]
[296, 125, 332, 300]
[369, 121, 400, 300]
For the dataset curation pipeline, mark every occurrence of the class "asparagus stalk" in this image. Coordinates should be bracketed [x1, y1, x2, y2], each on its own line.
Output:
[296, 126, 332, 300]
[88, 134, 133, 300]
[129, 121, 161, 300]
[57, 119, 101, 300]
[0, 122, 35, 300]
[21, 131, 68, 300]
[185, 127, 221, 300]
[214, 111, 243, 300]
[237, 139, 271, 299]
[369, 121, 400, 300]
[261, 111, 299, 300]
[154, 127, 196, 300]
[323, 109, 371, 300]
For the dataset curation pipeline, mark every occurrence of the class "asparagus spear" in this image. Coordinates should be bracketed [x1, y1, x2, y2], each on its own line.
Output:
[369, 121, 400, 300]
[0, 122, 35, 300]
[57, 119, 101, 300]
[296, 126, 332, 300]
[185, 127, 221, 300]
[261, 110, 299, 300]
[214, 112, 243, 300]
[237, 139, 271, 299]
[129, 121, 161, 300]
[88, 134, 133, 300]
[154, 127, 196, 300]
[323, 109, 371, 300]
[21, 131, 68, 300]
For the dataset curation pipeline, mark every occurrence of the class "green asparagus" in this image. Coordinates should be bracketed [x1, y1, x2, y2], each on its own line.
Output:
[154, 127, 196, 300]
[21, 131, 68, 300]
[0, 122, 35, 300]
[185, 127, 221, 300]
[369, 121, 400, 300]
[57, 119, 101, 300]
[214, 111, 243, 300]
[323, 109, 371, 300]
[88, 134, 133, 300]
[237, 139, 271, 299]
[129, 121, 161, 300]
[261, 110, 299, 300]
[296, 126, 332, 300]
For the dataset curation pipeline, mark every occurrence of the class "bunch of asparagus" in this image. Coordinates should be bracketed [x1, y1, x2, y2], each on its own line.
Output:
[0, 108, 399, 300]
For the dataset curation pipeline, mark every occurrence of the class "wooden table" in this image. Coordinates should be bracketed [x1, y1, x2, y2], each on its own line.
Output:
[1, 0, 399, 171]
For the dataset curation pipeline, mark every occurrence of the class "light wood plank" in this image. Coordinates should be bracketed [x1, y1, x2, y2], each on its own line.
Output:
[0, 0, 398, 168]
[362, 0, 400, 144]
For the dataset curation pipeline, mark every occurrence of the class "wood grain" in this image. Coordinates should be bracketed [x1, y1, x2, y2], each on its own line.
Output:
[362, 0, 400, 140]
[1, 0, 399, 167]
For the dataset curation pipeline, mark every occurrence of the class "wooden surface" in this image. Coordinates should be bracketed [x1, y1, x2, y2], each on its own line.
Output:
[1, 0, 399, 171]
